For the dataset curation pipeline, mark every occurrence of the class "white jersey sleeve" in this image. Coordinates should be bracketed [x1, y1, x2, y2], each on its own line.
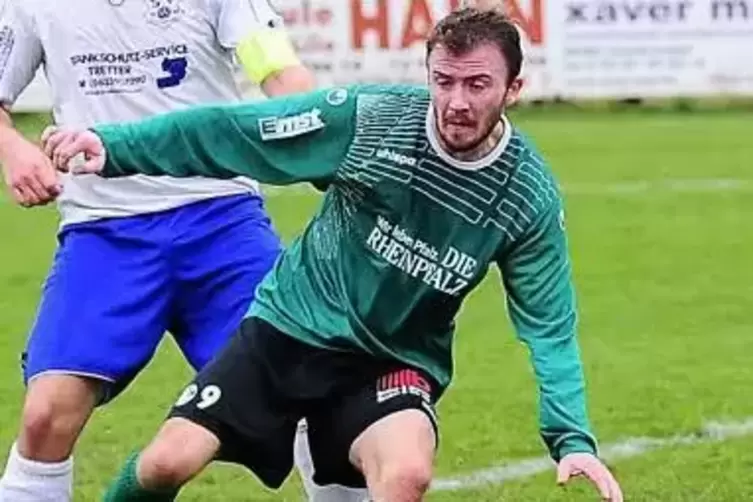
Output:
[0, 0, 43, 106]
[208, 0, 284, 50]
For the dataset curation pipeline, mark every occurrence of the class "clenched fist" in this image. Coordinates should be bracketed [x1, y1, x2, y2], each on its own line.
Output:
[41, 126, 106, 175]
[0, 135, 61, 207]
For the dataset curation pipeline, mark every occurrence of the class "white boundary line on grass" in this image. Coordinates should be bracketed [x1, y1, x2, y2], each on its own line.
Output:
[431, 417, 753, 492]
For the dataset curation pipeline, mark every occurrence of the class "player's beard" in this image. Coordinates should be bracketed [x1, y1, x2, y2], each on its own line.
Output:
[436, 93, 508, 159]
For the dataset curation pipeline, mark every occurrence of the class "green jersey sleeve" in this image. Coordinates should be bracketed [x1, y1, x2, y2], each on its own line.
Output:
[93, 86, 359, 185]
[497, 199, 598, 462]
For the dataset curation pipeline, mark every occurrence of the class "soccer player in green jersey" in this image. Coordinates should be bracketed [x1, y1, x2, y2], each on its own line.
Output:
[42, 8, 623, 502]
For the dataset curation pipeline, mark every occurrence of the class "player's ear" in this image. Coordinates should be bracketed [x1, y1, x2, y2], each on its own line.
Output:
[504, 77, 524, 107]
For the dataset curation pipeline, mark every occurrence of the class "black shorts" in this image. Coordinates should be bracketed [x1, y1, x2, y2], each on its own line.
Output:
[167, 317, 440, 489]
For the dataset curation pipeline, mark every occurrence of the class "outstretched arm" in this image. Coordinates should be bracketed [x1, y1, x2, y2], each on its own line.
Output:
[497, 197, 622, 500]
[44, 87, 359, 186]
[498, 199, 596, 459]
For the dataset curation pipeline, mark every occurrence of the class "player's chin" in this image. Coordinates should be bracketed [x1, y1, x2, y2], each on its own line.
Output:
[445, 135, 481, 153]
[441, 126, 479, 150]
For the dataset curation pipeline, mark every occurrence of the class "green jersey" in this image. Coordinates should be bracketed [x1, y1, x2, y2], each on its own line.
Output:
[94, 84, 597, 460]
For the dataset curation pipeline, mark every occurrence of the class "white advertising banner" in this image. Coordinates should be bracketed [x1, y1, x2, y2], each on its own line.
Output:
[547, 0, 753, 99]
[11, 0, 753, 111]
[274, 0, 551, 98]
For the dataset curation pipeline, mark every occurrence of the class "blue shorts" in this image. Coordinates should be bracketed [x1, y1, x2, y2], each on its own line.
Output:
[22, 194, 282, 403]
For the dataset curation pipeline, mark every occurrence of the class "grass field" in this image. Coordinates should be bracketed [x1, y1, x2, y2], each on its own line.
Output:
[1, 108, 752, 501]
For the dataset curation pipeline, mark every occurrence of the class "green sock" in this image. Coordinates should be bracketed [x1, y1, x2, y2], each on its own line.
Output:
[103, 452, 179, 502]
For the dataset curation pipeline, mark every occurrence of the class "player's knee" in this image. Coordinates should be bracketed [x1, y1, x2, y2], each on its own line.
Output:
[21, 398, 56, 447]
[370, 457, 433, 499]
[20, 403, 82, 461]
[19, 377, 98, 460]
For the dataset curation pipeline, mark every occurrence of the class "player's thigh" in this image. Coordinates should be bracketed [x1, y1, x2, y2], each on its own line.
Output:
[23, 220, 171, 402]
[306, 366, 439, 490]
[170, 194, 283, 370]
[138, 417, 221, 486]
[350, 410, 436, 492]
[167, 317, 300, 490]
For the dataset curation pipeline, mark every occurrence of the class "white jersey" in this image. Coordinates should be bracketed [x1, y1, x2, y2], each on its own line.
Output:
[0, 0, 282, 226]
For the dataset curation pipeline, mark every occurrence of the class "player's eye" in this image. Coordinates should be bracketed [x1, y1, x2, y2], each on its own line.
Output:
[433, 74, 452, 87]
[468, 80, 489, 93]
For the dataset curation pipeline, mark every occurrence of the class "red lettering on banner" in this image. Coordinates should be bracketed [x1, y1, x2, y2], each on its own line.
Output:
[504, 0, 544, 45]
[352, 0, 462, 49]
[351, 0, 389, 48]
[350, 0, 543, 49]
[279, 1, 333, 27]
[401, 0, 434, 48]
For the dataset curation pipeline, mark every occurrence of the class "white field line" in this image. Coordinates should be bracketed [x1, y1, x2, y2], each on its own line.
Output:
[431, 417, 753, 492]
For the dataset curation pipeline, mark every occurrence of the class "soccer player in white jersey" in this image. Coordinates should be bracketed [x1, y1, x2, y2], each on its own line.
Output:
[0, 0, 365, 501]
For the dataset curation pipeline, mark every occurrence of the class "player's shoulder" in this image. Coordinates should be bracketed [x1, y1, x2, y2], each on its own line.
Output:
[197, 0, 240, 15]
[3, 0, 38, 19]
[342, 84, 430, 120]
[349, 83, 429, 97]
[502, 122, 563, 218]
[347, 84, 430, 105]
[188, 0, 220, 20]
[196, 0, 235, 12]
[8, 0, 102, 23]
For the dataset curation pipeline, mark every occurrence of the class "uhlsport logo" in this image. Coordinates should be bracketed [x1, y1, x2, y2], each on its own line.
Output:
[376, 148, 417, 167]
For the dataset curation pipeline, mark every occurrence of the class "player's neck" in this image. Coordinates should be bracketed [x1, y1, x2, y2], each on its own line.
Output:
[444, 120, 505, 163]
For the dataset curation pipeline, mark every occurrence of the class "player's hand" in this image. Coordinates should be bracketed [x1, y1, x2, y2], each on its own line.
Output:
[41, 126, 106, 174]
[557, 452, 623, 501]
[0, 135, 61, 207]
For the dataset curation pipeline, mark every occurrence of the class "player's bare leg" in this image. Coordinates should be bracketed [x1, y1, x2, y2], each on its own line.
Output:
[0, 374, 100, 502]
[19, 375, 99, 460]
[104, 418, 219, 501]
[350, 410, 435, 502]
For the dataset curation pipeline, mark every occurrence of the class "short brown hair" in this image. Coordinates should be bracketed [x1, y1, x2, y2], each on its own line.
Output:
[426, 8, 523, 85]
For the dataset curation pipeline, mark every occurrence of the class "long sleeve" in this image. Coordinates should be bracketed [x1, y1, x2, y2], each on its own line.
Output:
[497, 198, 598, 462]
[93, 86, 358, 185]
